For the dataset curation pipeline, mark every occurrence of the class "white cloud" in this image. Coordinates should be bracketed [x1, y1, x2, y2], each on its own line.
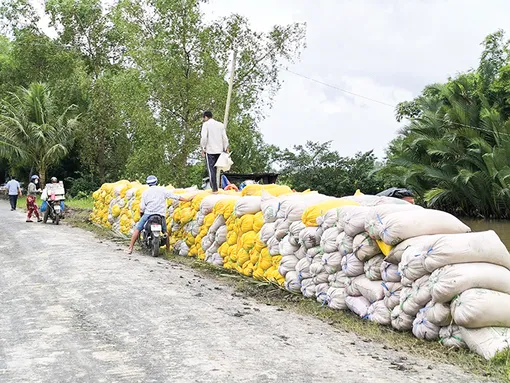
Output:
[202, 0, 510, 158]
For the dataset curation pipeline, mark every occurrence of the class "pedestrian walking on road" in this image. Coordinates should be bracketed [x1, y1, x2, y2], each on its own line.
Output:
[6, 176, 21, 211]
[200, 110, 229, 193]
[26, 175, 42, 223]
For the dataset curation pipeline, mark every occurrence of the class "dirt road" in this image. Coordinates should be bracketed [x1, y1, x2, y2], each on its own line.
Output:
[0, 201, 486, 382]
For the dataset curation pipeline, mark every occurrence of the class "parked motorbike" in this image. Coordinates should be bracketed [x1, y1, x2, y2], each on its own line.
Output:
[43, 193, 63, 225]
[138, 214, 167, 257]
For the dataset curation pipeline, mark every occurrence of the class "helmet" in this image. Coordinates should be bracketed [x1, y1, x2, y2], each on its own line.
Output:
[146, 175, 158, 186]
[31, 175, 39, 180]
[51, 176, 57, 183]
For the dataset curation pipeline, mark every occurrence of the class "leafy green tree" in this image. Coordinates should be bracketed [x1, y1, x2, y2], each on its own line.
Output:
[278, 141, 384, 196]
[0, 82, 79, 185]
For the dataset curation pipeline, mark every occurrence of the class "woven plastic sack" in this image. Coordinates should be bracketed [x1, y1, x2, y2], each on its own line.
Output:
[260, 223, 276, 245]
[374, 209, 471, 246]
[399, 231, 510, 283]
[346, 295, 371, 318]
[328, 270, 348, 288]
[352, 232, 380, 261]
[425, 301, 452, 327]
[367, 300, 392, 325]
[299, 227, 323, 249]
[364, 255, 384, 281]
[460, 327, 510, 360]
[429, 263, 510, 303]
[302, 199, 358, 227]
[320, 227, 341, 253]
[452, 289, 510, 329]
[278, 255, 298, 276]
[391, 306, 415, 331]
[341, 253, 364, 277]
[382, 282, 402, 310]
[295, 257, 313, 280]
[326, 287, 348, 310]
[413, 308, 440, 341]
[365, 203, 422, 239]
[381, 261, 400, 282]
[353, 275, 385, 302]
[439, 325, 467, 349]
[284, 271, 301, 293]
[337, 232, 354, 256]
[234, 196, 261, 217]
[400, 275, 432, 316]
[340, 206, 370, 237]
[322, 252, 343, 274]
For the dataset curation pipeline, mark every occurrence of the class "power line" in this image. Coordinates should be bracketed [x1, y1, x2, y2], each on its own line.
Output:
[283, 68, 397, 108]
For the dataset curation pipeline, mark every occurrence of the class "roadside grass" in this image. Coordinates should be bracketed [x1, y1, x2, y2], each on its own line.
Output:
[16, 196, 94, 210]
[65, 211, 509, 382]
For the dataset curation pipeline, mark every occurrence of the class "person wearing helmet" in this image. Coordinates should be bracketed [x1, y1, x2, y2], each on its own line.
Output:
[127, 175, 192, 254]
[26, 175, 42, 222]
[41, 176, 66, 214]
[376, 187, 415, 204]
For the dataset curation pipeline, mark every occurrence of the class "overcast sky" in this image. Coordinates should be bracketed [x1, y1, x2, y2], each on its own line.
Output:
[202, 0, 510, 158]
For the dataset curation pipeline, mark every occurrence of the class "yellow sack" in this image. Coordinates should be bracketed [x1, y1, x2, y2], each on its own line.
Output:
[241, 184, 292, 197]
[302, 199, 359, 227]
[253, 212, 264, 233]
[241, 231, 256, 251]
[377, 240, 393, 256]
[238, 215, 254, 233]
[237, 248, 250, 266]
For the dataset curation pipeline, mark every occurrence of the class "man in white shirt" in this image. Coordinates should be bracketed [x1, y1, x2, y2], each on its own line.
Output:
[127, 175, 191, 254]
[6, 176, 22, 211]
[200, 110, 229, 193]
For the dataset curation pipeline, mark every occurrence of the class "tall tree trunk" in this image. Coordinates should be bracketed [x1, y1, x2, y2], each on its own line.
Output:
[39, 162, 46, 188]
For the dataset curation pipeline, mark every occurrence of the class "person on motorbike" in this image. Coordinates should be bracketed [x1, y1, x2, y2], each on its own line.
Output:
[127, 175, 192, 254]
[41, 176, 66, 215]
[26, 175, 42, 223]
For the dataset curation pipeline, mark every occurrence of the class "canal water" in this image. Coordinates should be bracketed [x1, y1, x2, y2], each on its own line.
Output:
[461, 218, 510, 249]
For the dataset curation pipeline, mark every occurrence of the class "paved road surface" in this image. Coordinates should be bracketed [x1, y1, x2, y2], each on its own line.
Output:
[0, 201, 486, 382]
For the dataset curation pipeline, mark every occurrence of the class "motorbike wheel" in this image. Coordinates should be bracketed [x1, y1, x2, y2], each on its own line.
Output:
[43, 209, 49, 224]
[151, 238, 160, 257]
[55, 213, 60, 225]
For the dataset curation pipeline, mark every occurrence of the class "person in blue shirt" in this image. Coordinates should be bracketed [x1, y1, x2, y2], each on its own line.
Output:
[6, 176, 22, 211]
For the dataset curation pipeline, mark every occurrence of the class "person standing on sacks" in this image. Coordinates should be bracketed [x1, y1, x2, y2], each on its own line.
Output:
[200, 110, 229, 193]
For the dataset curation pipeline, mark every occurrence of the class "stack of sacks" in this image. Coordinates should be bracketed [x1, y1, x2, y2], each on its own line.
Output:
[91, 180, 134, 229]
[279, 198, 351, 295]
[199, 195, 240, 263]
[174, 191, 210, 257]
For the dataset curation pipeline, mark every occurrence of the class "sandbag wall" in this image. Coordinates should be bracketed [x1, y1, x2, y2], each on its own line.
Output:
[91, 183, 510, 360]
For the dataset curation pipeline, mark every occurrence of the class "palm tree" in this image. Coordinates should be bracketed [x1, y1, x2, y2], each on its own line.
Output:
[0, 82, 79, 186]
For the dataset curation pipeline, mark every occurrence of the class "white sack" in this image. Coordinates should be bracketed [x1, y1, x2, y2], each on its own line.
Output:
[400, 275, 432, 316]
[337, 232, 354, 256]
[460, 327, 510, 360]
[278, 255, 298, 276]
[300, 227, 323, 249]
[341, 253, 364, 277]
[364, 255, 384, 281]
[399, 231, 510, 283]
[381, 261, 400, 282]
[412, 308, 440, 341]
[321, 227, 341, 253]
[317, 207, 342, 230]
[345, 295, 371, 318]
[365, 203, 422, 239]
[382, 282, 402, 310]
[352, 232, 381, 261]
[215, 225, 227, 244]
[326, 287, 348, 310]
[301, 278, 317, 298]
[288, 221, 306, 246]
[322, 251, 343, 274]
[385, 236, 427, 265]
[261, 192, 280, 223]
[315, 283, 330, 303]
[339, 206, 370, 237]
[210, 215, 226, 233]
[452, 288, 510, 329]
[284, 271, 301, 293]
[425, 301, 452, 327]
[367, 300, 392, 325]
[429, 263, 510, 303]
[234, 196, 261, 217]
[345, 276, 362, 297]
[391, 306, 415, 331]
[353, 276, 385, 302]
[375, 209, 470, 246]
[328, 271, 348, 288]
[295, 257, 313, 280]
[279, 236, 299, 257]
[267, 236, 280, 256]
[439, 325, 467, 349]
[260, 223, 276, 245]
[275, 219, 291, 240]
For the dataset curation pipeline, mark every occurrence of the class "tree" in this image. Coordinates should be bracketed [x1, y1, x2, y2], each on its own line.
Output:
[383, 32, 510, 218]
[0, 82, 79, 185]
[278, 141, 384, 197]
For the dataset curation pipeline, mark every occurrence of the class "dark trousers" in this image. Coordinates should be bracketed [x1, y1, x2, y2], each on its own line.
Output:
[206, 153, 221, 192]
[9, 195, 17, 210]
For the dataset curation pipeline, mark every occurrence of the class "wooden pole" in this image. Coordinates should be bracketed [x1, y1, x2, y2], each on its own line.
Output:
[223, 48, 237, 130]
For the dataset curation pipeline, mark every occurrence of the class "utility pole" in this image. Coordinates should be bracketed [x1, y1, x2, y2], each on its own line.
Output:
[223, 47, 237, 130]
